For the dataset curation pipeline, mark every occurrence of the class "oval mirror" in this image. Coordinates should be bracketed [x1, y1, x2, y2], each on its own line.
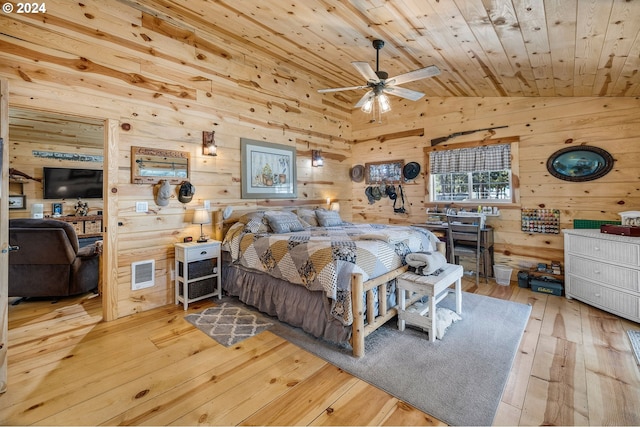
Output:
[546, 146, 613, 182]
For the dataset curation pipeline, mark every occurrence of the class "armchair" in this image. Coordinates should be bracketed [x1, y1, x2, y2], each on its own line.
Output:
[9, 218, 101, 299]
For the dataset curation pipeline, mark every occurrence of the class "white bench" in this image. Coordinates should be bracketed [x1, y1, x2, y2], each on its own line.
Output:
[397, 263, 463, 341]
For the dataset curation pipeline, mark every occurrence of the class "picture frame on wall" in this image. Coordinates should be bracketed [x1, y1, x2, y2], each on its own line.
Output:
[240, 138, 297, 199]
[9, 194, 26, 210]
[364, 160, 404, 184]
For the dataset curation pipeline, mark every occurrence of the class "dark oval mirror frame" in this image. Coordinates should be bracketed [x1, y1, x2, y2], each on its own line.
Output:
[546, 145, 614, 182]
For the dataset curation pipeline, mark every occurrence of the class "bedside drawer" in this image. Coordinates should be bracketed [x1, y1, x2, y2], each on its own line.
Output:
[567, 275, 640, 322]
[184, 243, 219, 262]
[566, 234, 640, 267]
[567, 255, 640, 293]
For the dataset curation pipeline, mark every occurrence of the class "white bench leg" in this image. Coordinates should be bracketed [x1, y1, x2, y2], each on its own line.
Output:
[455, 277, 462, 315]
[398, 289, 406, 331]
[429, 293, 436, 342]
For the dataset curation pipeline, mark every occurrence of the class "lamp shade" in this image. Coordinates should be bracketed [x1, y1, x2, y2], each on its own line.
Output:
[330, 202, 340, 212]
[192, 208, 211, 225]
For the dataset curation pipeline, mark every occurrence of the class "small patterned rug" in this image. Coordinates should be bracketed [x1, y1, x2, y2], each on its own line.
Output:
[628, 330, 640, 365]
[185, 303, 273, 347]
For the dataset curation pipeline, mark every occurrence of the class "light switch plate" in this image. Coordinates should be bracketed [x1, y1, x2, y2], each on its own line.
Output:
[204, 200, 211, 210]
[136, 201, 148, 213]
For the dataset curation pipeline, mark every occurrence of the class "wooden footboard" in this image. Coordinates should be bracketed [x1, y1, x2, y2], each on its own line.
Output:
[350, 240, 446, 358]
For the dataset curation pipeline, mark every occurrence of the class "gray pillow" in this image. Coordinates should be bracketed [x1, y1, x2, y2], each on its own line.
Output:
[316, 209, 343, 227]
[264, 211, 305, 233]
[295, 208, 319, 227]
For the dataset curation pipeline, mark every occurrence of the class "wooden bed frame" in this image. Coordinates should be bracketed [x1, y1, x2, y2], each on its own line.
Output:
[213, 210, 446, 358]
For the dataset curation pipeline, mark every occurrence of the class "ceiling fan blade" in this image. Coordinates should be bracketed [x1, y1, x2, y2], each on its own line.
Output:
[383, 86, 425, 101]
[352, 61, 380, 83]
[386, 65, 440, 86]
[354, 90, 374, 108]
[318, 85, 369, 93]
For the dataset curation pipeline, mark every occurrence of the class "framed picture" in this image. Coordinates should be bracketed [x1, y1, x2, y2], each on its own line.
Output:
[365, 160, 404, 184]
[241, 138, 297, 199]
[9, 194, 26, 210]
[546, 146, 614, 182]
[52, 202, 63, 216]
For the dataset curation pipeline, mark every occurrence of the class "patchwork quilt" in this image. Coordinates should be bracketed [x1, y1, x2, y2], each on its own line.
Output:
[223, 222, 438, 325]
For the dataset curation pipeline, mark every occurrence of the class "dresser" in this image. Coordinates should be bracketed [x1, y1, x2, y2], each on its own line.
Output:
[563, 229, 640, 323]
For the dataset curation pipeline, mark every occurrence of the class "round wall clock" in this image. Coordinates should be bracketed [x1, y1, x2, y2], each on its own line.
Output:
[546, 146, 614, 182]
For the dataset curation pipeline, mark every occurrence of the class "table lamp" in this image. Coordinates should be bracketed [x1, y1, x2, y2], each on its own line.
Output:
[192, 208, 211, 243]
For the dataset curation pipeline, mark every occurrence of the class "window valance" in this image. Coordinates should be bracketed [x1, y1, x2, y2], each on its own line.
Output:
[429, 144, 511, 174]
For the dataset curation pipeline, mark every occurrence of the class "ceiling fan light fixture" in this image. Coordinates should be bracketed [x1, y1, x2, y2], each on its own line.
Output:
[378, 94, 391, 113]
[361, 96, 374, 113]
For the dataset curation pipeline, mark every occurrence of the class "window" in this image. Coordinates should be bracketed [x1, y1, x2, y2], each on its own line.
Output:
[428, 143, 513, 203]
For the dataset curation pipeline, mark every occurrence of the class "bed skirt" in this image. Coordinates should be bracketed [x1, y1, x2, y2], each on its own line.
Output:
[222, 261, 352, 344]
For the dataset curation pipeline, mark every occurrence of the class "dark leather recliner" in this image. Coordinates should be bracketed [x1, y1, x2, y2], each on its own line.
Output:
[9, 218, 101, 298]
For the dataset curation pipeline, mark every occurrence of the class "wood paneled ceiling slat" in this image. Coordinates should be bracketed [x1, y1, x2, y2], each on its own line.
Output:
[546, 0, 578, 97]
[574, 0, 612, 96]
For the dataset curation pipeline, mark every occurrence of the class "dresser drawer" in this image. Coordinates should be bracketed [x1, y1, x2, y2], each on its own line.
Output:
[566, 234, 640, 267]
[566, 275, 640, 322]
[567, 255, 640, 293]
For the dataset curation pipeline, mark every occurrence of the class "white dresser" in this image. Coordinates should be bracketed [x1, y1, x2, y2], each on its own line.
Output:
[563, 229, 640, 323]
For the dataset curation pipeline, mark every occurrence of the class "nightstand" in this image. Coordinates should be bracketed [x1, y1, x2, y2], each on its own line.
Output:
[174, 240, 222, 310]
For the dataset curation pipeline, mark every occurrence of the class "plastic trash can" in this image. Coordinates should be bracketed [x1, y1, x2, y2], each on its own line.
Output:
[494, 265, 513, 286]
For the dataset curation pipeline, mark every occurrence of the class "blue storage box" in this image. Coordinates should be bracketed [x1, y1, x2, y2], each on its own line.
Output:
[530, 279, 563, 296]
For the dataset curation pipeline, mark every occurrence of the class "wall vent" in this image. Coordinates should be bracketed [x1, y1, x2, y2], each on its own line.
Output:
[131, 260, 155, 290]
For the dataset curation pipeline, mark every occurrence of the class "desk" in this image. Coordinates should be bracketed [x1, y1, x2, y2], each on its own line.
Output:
[413, 223, 495, 277]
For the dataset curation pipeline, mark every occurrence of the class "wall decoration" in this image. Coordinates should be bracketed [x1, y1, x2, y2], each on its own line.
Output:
[9, 195, 26, 210]
[521, 208, 560, 234]
[131, 146, 189, 184]
[241, 138, 296, 199]
[52, 202, 63, 216]
[364, 160, 404, 184]
[32, 150, 103, 163]
[546, 146, 613, 182]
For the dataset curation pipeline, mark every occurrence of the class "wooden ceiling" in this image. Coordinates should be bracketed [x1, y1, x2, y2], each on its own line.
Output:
[126, 0, 640, 100]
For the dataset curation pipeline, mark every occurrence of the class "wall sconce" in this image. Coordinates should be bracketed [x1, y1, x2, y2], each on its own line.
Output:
[202, 131, 217, 156]
[312, 150, 324, 167]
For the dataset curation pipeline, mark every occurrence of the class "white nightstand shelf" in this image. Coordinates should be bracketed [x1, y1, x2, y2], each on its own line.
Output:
[174, 240, 222, 310]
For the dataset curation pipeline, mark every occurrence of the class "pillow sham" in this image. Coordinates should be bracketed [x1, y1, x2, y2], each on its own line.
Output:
[295, 208, 319, 227]
[238, 211, 271, 233]
[316, 209, 343, 227]
[264, 210, 305, 233]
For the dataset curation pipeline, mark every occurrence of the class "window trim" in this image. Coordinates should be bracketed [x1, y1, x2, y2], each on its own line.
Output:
[423, 136, 520, 206]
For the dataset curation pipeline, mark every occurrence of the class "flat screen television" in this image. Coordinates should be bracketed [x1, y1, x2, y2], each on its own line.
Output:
[43, 167, 103, 199]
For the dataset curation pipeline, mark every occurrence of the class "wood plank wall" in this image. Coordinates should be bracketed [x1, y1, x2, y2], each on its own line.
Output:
[350, 96, 640, 273]
[0, 1, 352, 318]
[8, 140, 105, 218]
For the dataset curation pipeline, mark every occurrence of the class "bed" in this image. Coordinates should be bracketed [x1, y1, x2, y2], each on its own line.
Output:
[218, 208, 445, 357]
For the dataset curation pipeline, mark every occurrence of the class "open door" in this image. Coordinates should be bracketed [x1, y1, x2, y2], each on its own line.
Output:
[0, 79, 9, 393]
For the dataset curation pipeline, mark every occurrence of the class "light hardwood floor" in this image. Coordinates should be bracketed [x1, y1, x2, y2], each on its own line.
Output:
[2, 278, 640, 426]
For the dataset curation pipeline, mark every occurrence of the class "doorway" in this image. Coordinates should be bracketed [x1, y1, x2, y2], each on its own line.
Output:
[7, 107, 106, 311]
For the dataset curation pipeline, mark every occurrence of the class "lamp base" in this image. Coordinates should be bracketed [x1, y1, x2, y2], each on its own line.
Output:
[197, 235, 208, 243]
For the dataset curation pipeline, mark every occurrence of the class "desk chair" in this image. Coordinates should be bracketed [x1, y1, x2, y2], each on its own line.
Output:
[446, 215, 488, 286]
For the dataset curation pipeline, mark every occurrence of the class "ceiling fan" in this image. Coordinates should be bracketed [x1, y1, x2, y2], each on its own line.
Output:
[318, 39, 440, 114]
